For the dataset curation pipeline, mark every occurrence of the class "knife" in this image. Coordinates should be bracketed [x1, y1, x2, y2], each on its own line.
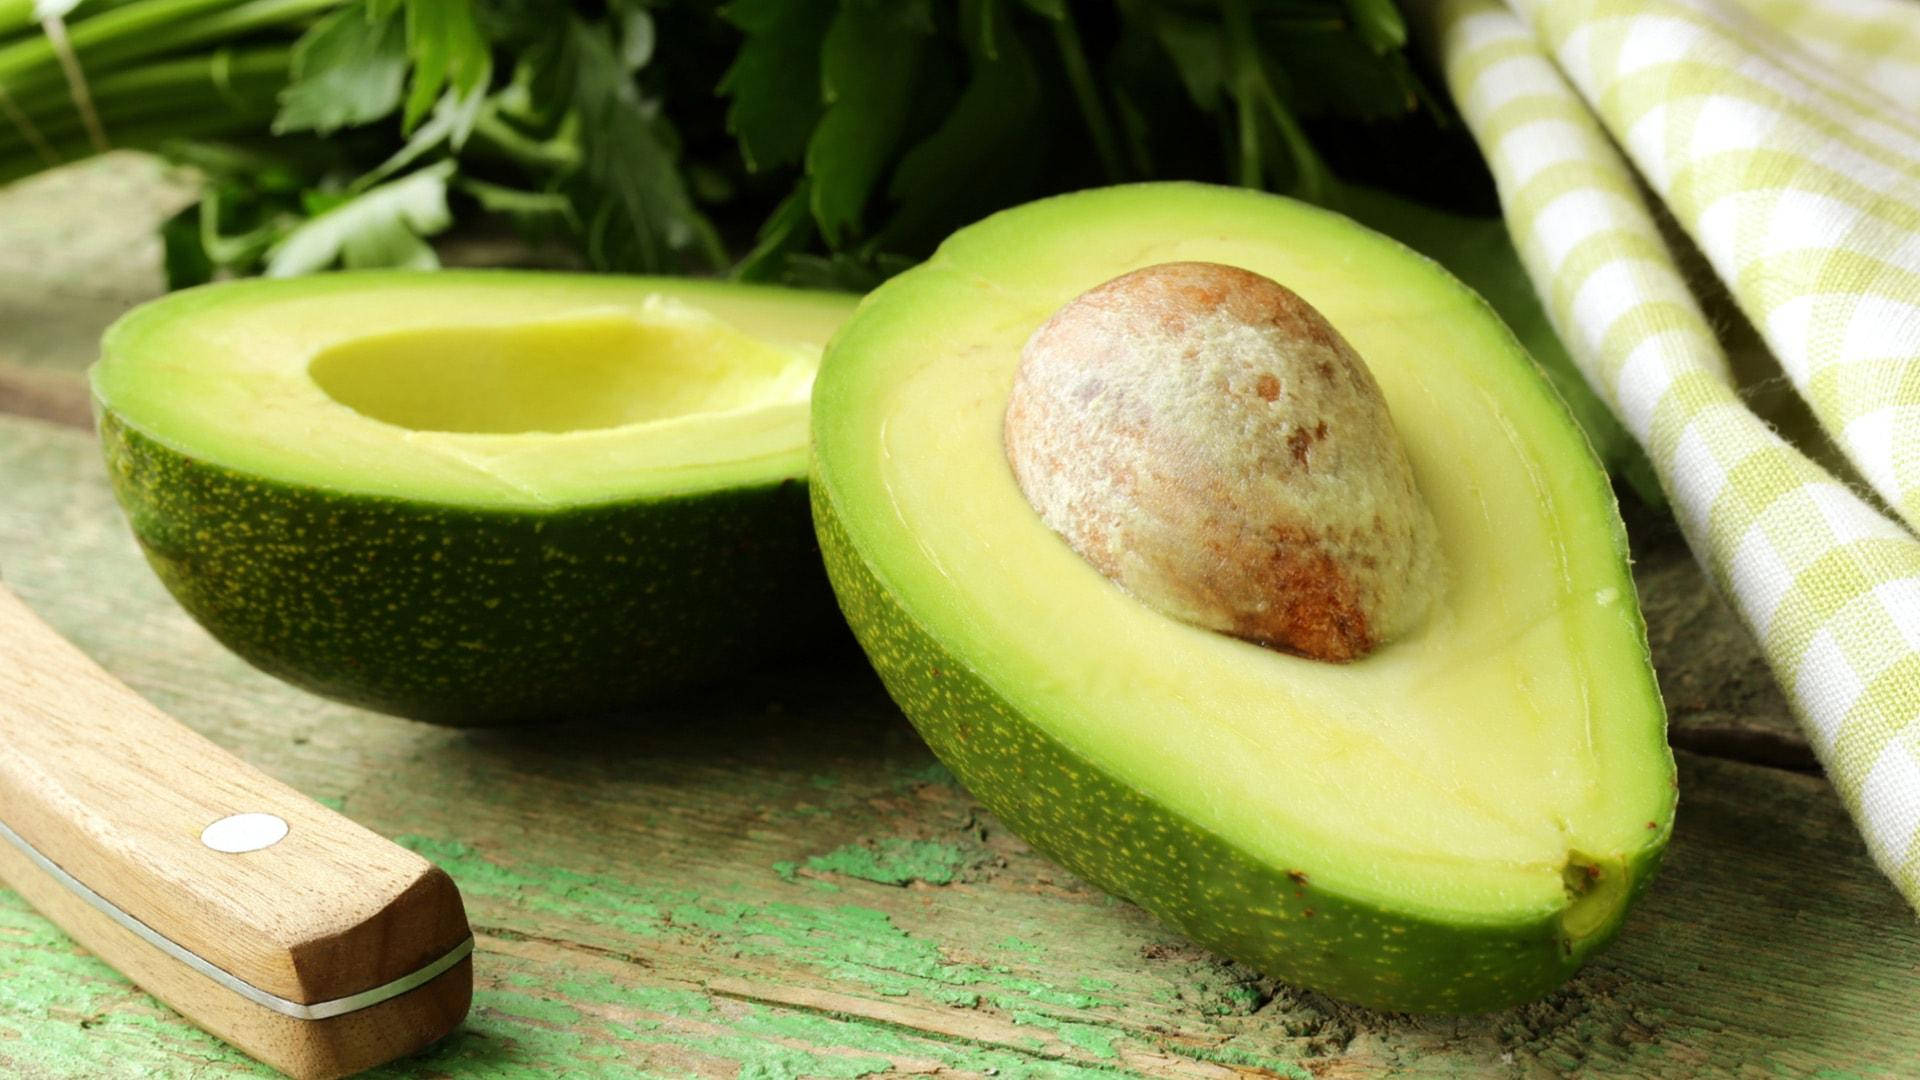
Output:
[0, 583, 474, 1079]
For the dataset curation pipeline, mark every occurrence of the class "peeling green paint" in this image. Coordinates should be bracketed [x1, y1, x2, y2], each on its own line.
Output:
[1169, 1043, 1313, 1079]
[1009, 1011, 1119, 1060]
[803, 838, 974, 886]
[1210, 982, 1266, 1016]
[486, 989, 585, 1028]
[398, 837, 1134, 1050]
[554, 974, 712, 1015]
[392, 966, 1128, 1080]
[986, 985, 1108, 1011]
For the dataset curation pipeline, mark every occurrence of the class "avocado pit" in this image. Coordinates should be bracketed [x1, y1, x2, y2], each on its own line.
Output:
[1002, 261, 1441, 662]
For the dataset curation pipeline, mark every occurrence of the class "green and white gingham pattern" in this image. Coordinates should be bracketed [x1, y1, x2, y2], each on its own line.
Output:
[1507, 0, 1920, 531]
[1430, 0, 1920, 907]
[1727, 0, 1920, 103]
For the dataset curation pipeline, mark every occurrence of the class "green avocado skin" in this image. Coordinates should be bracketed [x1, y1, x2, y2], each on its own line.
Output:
[811, 475, 1663, 1014]
[101, 409, 838, 725]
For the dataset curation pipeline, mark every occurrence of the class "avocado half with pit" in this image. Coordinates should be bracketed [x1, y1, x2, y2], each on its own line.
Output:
[810, 184, 1675, 1012]
[94, 271, 856, 724]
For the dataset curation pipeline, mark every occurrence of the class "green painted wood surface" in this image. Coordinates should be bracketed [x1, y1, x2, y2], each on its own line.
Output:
[1, 155, 1914, 1079]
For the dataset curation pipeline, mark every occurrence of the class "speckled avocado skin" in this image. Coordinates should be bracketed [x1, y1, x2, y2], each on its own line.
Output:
[101, 409, 838, 725]
[810, 475, 1664, 1014]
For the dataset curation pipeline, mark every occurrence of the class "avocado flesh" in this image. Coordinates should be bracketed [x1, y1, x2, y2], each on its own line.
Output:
[811, 184, 1675, 1011]
[97, 273, 848, 506]
[94, 271, 857, 724]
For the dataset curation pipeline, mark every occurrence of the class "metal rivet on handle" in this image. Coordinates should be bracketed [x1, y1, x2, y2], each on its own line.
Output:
[200, 813, 289, 854]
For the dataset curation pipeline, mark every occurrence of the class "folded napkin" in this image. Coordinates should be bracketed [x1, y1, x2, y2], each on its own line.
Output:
[1427, 0, 1920, 908]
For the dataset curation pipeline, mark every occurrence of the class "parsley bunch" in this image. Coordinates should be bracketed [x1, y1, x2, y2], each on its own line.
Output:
[0, 0, 1468, 285]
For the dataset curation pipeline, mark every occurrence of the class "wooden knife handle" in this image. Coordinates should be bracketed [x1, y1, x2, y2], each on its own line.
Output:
[0, 584, 472, 1079]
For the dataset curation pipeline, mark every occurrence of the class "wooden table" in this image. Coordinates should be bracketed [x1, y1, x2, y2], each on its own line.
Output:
[2, 155, 1915, 1079]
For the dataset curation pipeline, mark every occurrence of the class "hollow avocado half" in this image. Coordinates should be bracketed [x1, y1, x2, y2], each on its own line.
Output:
[810, 183, 1676, 1012]
[93, 270, 857, 724]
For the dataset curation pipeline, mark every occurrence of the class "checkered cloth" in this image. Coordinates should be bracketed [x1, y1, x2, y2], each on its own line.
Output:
[1427, 0, 1920, 908]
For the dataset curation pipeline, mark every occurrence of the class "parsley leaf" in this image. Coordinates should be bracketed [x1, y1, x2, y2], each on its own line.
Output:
[273, 5, 408, 136]
[264, 159, 455, 276]
[560, 14, 723, 272]
[718, 0, 834, 174]
[377, 0, 493, 134]
[806, 1, 934, 247]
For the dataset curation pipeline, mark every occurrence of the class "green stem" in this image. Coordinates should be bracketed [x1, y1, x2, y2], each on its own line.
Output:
[0, 0, 148, 43]
[0, 0, 334, 91]
[0, 49, 286, 161]
[0, 0, 241, 83]
[1263, 86, 1330, 202]
[0, 83, 58, 166]
[0, 0, 32, 43]
[80, 0, 337, 70]
[0, 88, 274, 160]
[0, 100, 274, 182]
[469, 109, 582, 173]
[1221, 0, 1264, 186]
[4, 44, 288, 117]
[1220, 0, 1329, 201]
[1049, 4, 1125, 183]
[1233, 70, 1260, 187]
